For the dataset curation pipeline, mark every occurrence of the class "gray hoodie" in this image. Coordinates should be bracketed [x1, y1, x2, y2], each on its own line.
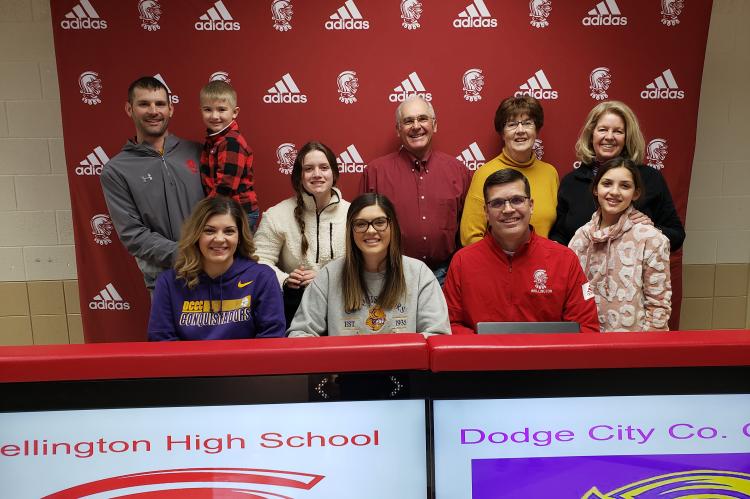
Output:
[100, 134, 204, 288]
[287, 256, 451, 337]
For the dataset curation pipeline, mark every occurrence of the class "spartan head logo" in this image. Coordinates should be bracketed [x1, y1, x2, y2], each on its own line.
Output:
[79, 71, 102, 105]
[209, 71, 230, 82]
[533, 139, 544, 160]
[365, 305, 386, 332]
[337, 70, 359, 104]
[589, 67, 612, 100]
[138, 0, 162, 31]
[276, 143, 298, 175]
[90, 214, 114, 246]
[533, 269, 549, 292]
[271, 0, 293, 32]
[660, 0, 683, 26]
[646, 138, 668, 170]
[529, 0, 552, 28]
[400, 0, 423, 30]
[462, 69, 484, 102]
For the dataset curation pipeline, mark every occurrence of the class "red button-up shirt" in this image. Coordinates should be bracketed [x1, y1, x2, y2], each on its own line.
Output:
[359, 148, 470, 269]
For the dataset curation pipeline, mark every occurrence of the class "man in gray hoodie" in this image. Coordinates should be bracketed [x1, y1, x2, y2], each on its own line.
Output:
[100, 76, 204, 289]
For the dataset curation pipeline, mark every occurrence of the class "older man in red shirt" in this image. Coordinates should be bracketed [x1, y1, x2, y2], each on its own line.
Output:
[359, 96, 470, 285]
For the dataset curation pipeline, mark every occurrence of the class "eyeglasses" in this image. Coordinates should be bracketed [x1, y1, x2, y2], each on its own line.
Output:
[486, 195, 529, 210]
[400, 115, 433, 128]
[352, 217, 390, 233]
[504, 120, 536, 131]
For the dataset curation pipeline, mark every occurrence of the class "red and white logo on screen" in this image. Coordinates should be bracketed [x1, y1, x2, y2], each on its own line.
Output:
[641, 69, 685, 99]
[209, 71, 230, 82]
[43, 467, 324, 498]
[90, 214, 114, 246]
[265, 73, 307, 104]
[89, 283, 131, 311]
[453, 0, 498, 28]
[76, 145, 109, 176]
[660, 0, 683, 26]
[337, 70, 359, 104]
[326, 0, 369, 30]
[276, 143, 298, 175]
[153, 73, 180, 104]
[582, 0, 628, 26]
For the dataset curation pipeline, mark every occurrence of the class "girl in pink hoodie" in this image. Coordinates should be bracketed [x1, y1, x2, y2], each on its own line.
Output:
[569, 158, 671, 332]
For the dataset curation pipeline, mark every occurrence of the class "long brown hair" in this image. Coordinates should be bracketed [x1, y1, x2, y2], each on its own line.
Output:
[175, 196, 258, 289]
[342, 193, 406, 313]
[290, 141, 340, 257]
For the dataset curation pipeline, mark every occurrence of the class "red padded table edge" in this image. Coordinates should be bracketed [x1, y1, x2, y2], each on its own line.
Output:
[0, 334, 429, 383]
[427, 329, 750, 372]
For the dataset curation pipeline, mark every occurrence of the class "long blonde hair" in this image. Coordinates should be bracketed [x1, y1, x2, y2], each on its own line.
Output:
[575, 100, 645, 164]
[342, 194, 406, 313]
[175, 196, 258, 289]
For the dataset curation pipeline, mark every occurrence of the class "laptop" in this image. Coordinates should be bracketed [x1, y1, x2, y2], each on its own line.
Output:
[476, 321, 580, 334]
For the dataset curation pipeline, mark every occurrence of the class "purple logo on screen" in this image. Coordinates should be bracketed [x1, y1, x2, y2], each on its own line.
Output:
[471, 453, 750, 499]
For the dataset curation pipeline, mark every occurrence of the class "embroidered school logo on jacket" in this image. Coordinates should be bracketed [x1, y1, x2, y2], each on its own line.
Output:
[531, 269, 552, 294]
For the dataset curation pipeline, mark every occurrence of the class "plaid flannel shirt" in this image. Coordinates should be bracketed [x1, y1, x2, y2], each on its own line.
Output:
[200, 120, 258, 212]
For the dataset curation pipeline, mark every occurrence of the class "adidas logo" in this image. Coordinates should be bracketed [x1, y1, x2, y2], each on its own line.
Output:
[640, 69, 685, 99]
[325, 0, 369, 30]
[89, 283, 131, 311]
[153, 73, 180, 104]
[456, 142, 486, 171]
[514, 69, 558, 100]
[61, 0, 107, 29]
[263, 73, 307, 104]
[76, 146, 109, 176]
[195, 0, 240, 31]
[388, 72, 432, 103]
[582, 0, 628, 26]
[453, 0, 498, 28]
[336, 144, 366, 173]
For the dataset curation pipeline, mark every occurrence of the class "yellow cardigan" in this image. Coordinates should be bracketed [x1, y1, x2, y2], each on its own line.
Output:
[460, 150, 559, 246]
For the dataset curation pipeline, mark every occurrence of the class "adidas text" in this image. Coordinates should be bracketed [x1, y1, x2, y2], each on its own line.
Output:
[325, 19, 369, 30]
[61, 18, 107, 29]
[453, 17, 497, 28]
[195, 20, 240, 30]
[89, 300, 131, 311]
[462, 160, 484, 171]
[514, 89, 558, 99]
[582, 15, 627, 26]
[263, 93, 308, 104]
[640, 89, 685, 99]
[76, 165, 102, 176]
[339, 164, 365, 173]
[388, 91, 432, 103]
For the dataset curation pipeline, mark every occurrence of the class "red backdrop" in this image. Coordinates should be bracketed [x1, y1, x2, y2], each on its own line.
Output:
[51, 0, 711, 342]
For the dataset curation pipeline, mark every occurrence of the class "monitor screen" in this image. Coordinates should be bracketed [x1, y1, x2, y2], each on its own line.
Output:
[1, 399, 427, 498]
[433, 394, 750, 499]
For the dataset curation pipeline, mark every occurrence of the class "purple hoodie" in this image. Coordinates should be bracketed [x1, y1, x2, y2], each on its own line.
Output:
[148, 256, 285, 341]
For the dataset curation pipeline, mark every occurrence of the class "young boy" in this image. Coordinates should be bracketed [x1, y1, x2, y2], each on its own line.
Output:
[199, 81, 259, 231]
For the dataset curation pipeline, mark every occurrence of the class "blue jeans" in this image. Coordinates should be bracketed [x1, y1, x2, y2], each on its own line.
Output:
[246, 209, 260, 233]
[432, 261, 450, 287]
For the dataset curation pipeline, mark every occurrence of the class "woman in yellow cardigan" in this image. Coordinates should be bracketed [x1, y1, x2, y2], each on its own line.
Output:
[460, 95, 559, 245]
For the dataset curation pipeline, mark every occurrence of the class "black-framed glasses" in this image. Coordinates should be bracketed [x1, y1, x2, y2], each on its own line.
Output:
[352, 217, 391, 233]
[486, 195, 529, 210]
[504, 120, 536, 131]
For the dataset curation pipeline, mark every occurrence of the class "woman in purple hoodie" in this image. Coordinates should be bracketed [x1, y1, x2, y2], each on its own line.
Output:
[148, 196, 286, 340]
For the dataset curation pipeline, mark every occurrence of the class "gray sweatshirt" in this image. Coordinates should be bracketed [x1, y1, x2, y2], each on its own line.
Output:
[100, 135, 204, 288]
[287, 256, 451, 337]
